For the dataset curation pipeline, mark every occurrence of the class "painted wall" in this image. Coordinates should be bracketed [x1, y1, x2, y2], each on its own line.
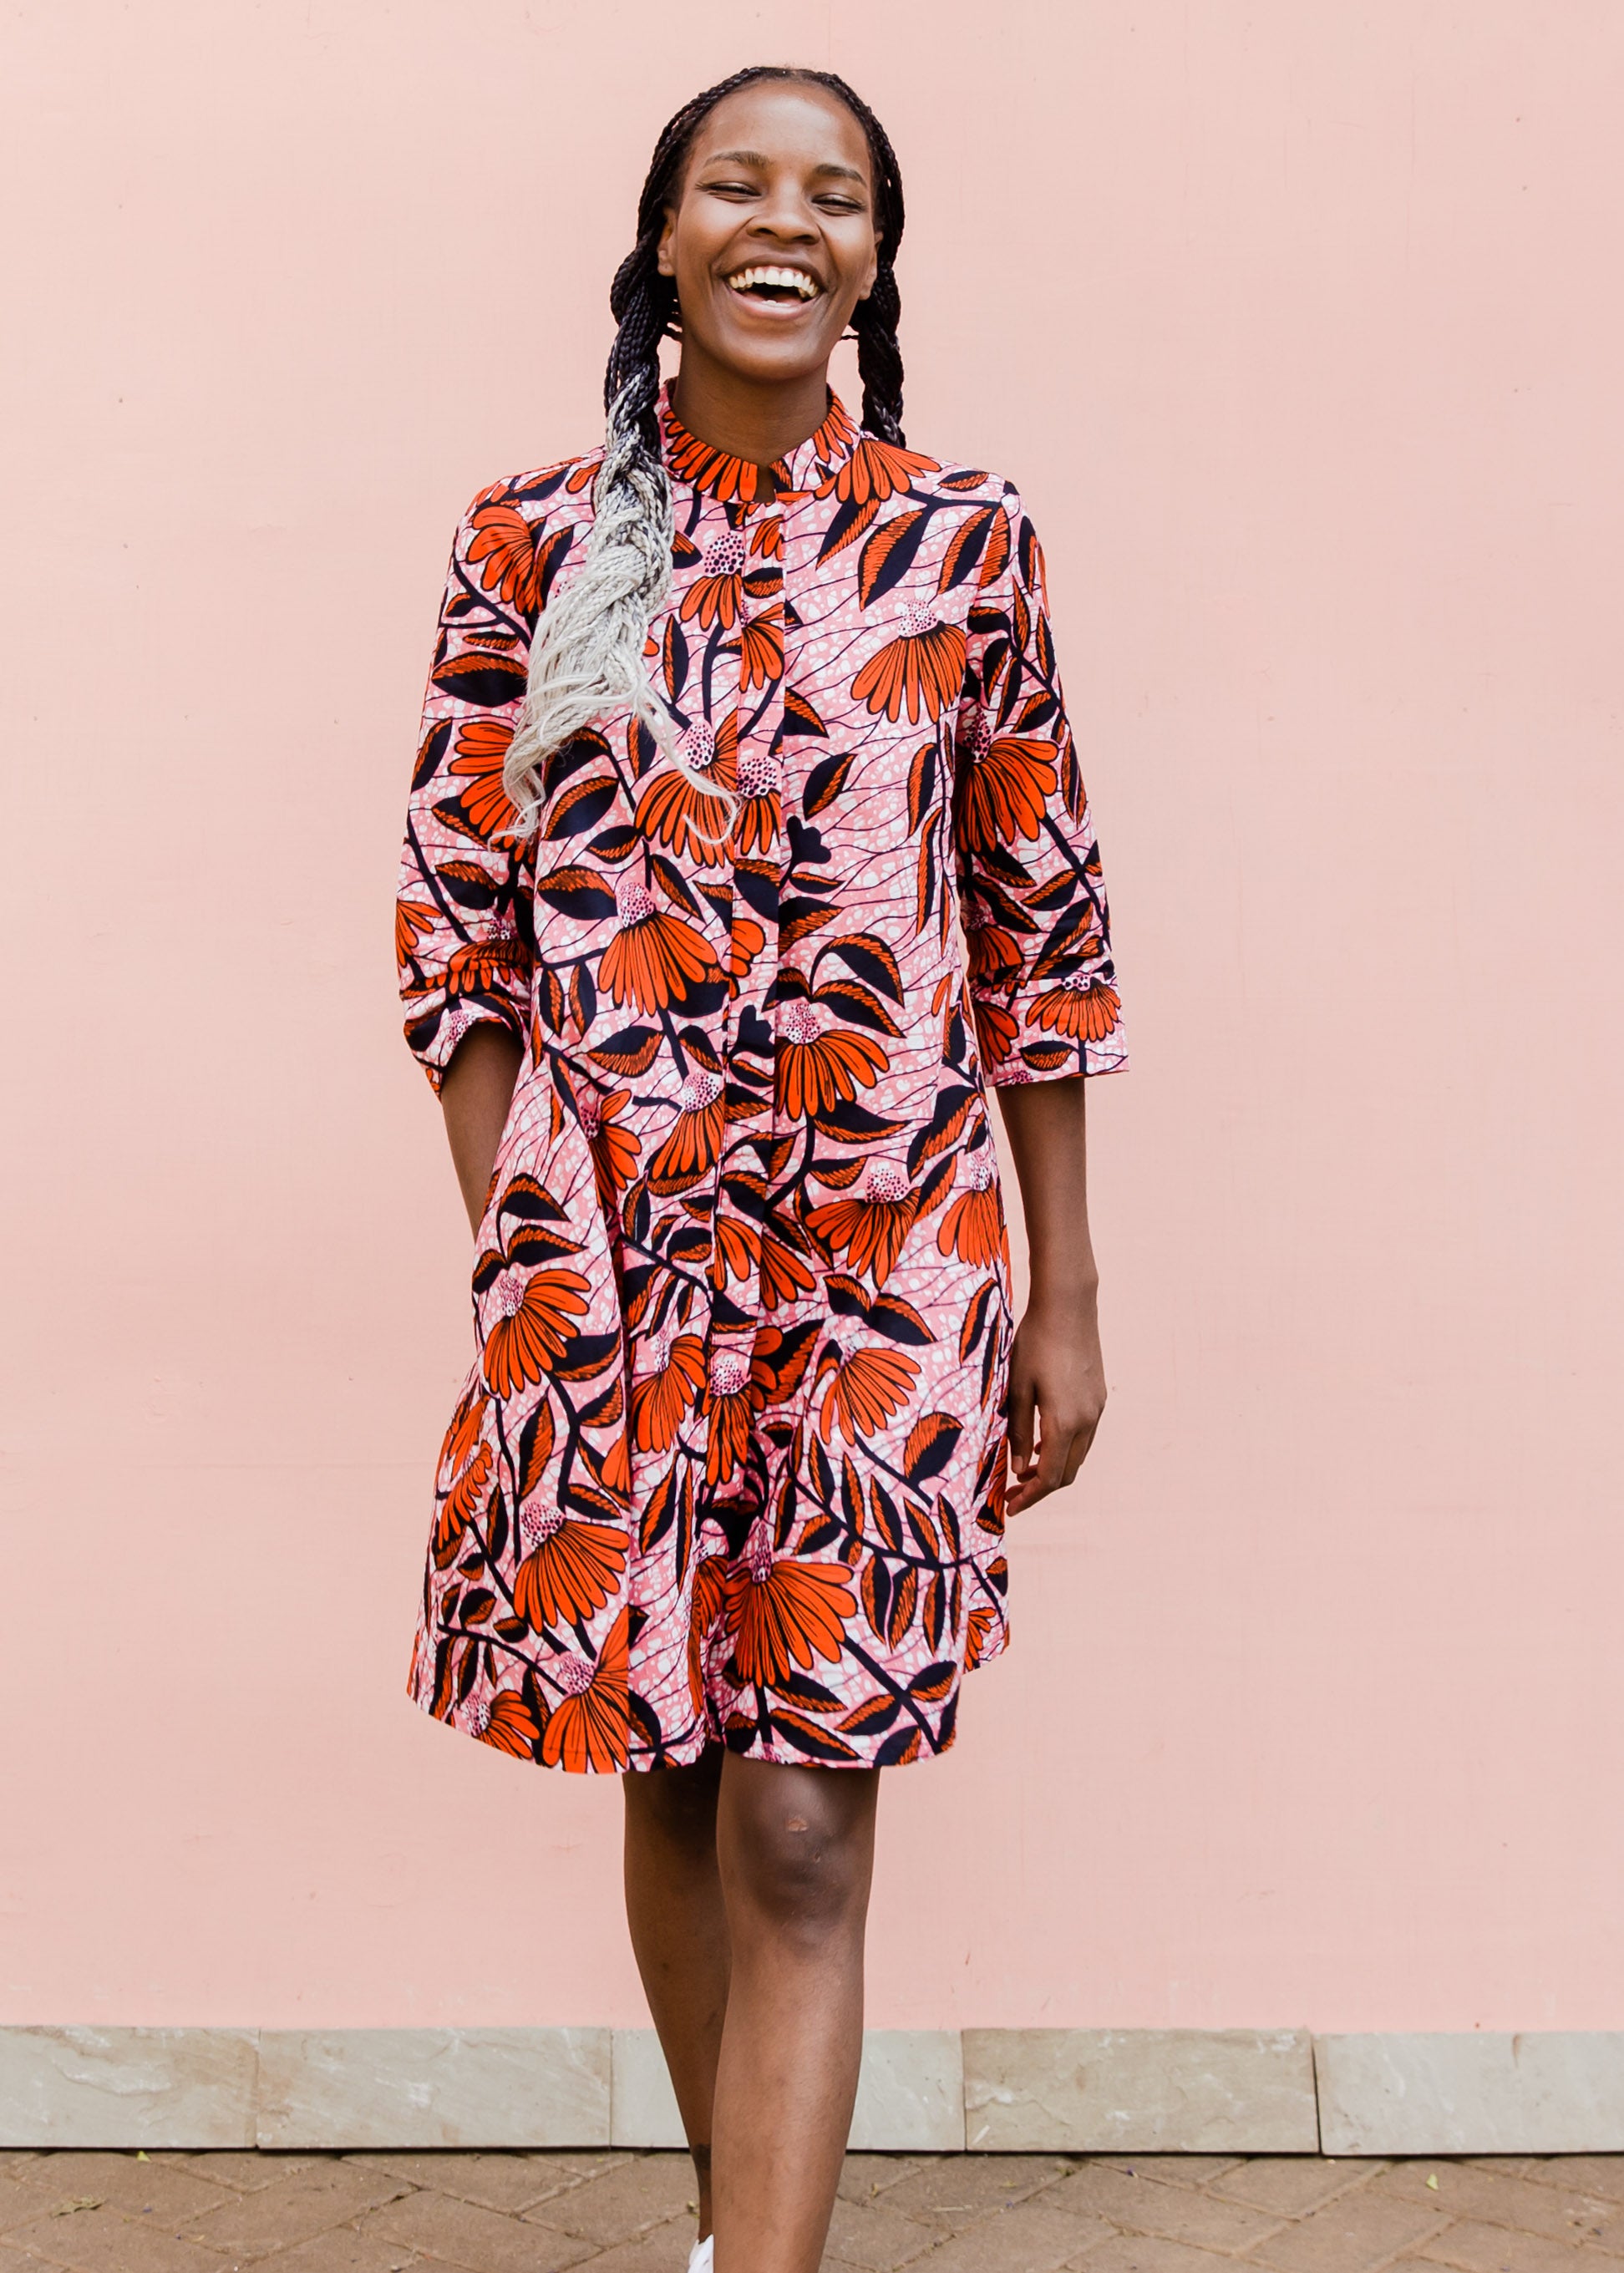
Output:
[3, 0, 1621, 2034]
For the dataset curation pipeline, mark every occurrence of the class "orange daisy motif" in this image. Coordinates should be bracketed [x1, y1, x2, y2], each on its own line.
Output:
[647, 1070, 726, 1196]
[937, 1150, 1003, 1267]
[469, 1687, 543, 1758]
[446, 717, 524, 846]
[733, 606, 784, 692]
[731, 748, 782, 857]
[576, 1085, 640, 1209]
[703, 1343, 760, 1488]
[806, 1161, 917, 1286]
[599, 875, 723, 1014]
[969, 994, 1020, 1071]
[396, 898, 436, 967]
[539, 1606, 629, 1773]
[635, 716, 738, 865]
[965, 908, 1024, 992]
[630, 1328, 708, 1454]
[955, 713, 1058, 851]
[819, 434, 940, 507]
[774, 999, 888, 1120]
[723, 1518, 857, 1687]
[481, 1265, 592, 1397]
[513, 1500, 629, 1633]
[464, 497, 537, 610]
[1026, 975, 1122, 1043]
[679, 529, 746, 631]
[851, 601, 967, 724]
[818, 1342, 921, 1445]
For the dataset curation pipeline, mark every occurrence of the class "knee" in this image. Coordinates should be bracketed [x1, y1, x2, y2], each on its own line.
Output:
[724, 1779, 875, 1946]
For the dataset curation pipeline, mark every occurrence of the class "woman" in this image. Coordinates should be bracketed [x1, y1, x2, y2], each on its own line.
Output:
[395, 64, 1125, 2273]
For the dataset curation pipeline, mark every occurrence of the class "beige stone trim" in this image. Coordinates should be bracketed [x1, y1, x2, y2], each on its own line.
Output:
[3, 2025, 1623, 2151]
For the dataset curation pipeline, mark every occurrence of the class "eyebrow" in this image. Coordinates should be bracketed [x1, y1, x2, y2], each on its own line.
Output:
[702, 148, 868, 185]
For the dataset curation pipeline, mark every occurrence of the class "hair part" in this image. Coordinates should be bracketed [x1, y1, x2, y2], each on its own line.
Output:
[505, 64, 908, 826]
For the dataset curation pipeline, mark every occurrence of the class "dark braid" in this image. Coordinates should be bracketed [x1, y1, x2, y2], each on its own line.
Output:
[506, 65, 908, 815]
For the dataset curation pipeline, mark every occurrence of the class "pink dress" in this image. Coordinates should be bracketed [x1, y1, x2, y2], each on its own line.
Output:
[396, 383, 1125, 1773]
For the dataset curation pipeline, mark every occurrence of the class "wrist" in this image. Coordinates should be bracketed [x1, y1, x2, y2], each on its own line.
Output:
[1023, 1273, 1099, 1323]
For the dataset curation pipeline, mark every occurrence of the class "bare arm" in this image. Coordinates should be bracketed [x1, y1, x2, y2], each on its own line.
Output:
[439, 1027, 525, 1235]
[992, 1075, 1106, 1514]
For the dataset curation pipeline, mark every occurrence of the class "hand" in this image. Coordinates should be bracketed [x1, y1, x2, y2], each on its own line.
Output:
[1004, 1293, 1107, 1514]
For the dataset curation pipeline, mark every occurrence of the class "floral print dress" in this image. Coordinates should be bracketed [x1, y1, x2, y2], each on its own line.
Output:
[396, 383, 1125, 1773]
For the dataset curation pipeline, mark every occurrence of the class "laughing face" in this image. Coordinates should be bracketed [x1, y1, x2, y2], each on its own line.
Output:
[657, 79, 881, 392]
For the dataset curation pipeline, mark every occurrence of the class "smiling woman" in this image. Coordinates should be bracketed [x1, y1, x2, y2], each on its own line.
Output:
[394, 63, 1125, 2273]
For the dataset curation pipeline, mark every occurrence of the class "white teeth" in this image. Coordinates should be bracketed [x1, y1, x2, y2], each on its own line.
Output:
[726, 265, 821, 300]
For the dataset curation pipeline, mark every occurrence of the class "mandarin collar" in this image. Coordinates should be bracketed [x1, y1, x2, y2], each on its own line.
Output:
[658, 380, 860, 505]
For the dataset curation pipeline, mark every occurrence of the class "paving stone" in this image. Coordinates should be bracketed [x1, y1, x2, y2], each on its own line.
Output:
[1376, 2158, 1618, 2242]
[1, 2202, 226, 2273]
[1409, 2217, 1607, 2273]
[877, 2154, 1078, 2227]
[0, 2184, 57, 2237]
[1213, 2158, 1382, 2215]
[259, 2232, 427, 2272]
[820, 2189, 952, 2267]
[1249, 2190, 1452, 2273]
[891, 2199, 1102, 2272]
[569, 2228, 696, 2272]
[363, 2187, 596, 2271]
[343, 2150, 560, 2212]
[181, 2158, 409, 2254]
[525, 2151, 697, 2243]
[157, 2149, 319, 2190]
[3, 2153, 230, 2226]
[837, 2155, 931, 2205]
[1519, 2157, 1624, 2202]
[1044, 2161, 1285, 2250]
[1091, 2155, 1250, 2188]
[1082, 2239, 1260, 2272]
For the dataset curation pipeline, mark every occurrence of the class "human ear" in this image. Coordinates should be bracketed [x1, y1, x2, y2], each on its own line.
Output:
[656, 206, 678, 278]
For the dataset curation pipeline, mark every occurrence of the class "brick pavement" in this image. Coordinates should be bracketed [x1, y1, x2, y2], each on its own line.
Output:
[3, 2145, 1622, 2271]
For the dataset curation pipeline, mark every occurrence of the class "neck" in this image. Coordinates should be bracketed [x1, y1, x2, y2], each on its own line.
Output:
[668, 350, 832, 473]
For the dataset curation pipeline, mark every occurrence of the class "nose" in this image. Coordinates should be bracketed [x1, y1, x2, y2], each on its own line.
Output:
[748, 182, 819, 246]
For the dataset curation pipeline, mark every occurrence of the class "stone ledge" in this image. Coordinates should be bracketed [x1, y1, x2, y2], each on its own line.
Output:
[4, 2025, 1623, 2151]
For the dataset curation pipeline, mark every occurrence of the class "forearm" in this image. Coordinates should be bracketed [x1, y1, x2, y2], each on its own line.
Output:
[992, 1075, 1099, 1314]
[439, 1025, 524, 1235]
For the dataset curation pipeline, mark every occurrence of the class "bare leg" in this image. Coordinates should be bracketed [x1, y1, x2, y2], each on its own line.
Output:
[710, 1755, 881, 2273]
[622, 1748, 730, 2238]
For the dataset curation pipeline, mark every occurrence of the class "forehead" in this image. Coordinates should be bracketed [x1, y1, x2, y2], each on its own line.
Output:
[681, 79, 872, 185]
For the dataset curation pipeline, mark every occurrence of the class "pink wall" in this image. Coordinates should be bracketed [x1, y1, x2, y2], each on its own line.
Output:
[4, 0, 1622, 2033]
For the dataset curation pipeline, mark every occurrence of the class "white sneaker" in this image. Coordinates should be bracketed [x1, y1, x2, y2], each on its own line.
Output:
[687, 2237, 713, 2272]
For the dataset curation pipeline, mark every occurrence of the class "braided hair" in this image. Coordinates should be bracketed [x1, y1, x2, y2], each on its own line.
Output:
[505, 66, 907, 821]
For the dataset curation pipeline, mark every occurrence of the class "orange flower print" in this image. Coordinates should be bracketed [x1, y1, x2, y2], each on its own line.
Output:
[1026, 975, 1122, 1043]
[851, 601, 967, 724]
[819, 434, 940, 507]
[703, 1343, 759, 1488]
[539, 1606, 629, 1773]
[731, 748, 782, 857]
[774, 999, 887, 1120]
[445, 927, 528, 1003]
[806, 1162, 917, 1286]
[710, 1215, 760, 1287]
[469, 1686, 543, 1758]
[576, 1085, 639, 1209]
[733, 605, 784, 691]
[965, 1599, 1000, 1672]
[513, 1501, 629, 1632]
[599, 875, 723, 1014]
[396, 898, 436, 967]
[965, 908, 1023, 992]
[759, 1229, 816, 1310]
[433, 1439, 491, 1569]
[482, 1265, 592, 1396]
[636, 716, 737, 865]
[937, 1150, 1002, 1267]
[465, 498, 537, 611]
[680, 529, 746, 631]
[647, 1070, 726, 1196]
[447, 717, 524, 846]
[818, 1343, 921, 1444]
[970, 993, 1020, 1072]
[955, 713, 1058, 851]
[631, 1328, 708, 1455]
[688, 1553, 729, 1717]
[723, 1518, 856, 1687]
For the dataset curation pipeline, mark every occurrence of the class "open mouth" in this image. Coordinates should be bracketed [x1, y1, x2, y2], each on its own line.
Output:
[725, 264, 823, 305]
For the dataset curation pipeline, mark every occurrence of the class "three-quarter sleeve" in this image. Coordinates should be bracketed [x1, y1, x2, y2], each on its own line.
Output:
[396, 490, 540, 1091]
[954, 488, 1127, 1087]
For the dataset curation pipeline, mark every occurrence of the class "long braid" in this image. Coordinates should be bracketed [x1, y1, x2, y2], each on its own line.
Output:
[505, 66, 909, 821]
